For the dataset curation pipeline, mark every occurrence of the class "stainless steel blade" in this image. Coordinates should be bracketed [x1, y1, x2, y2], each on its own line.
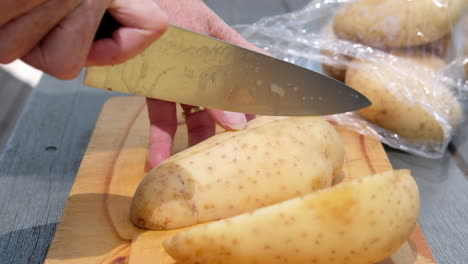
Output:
[85, 25, 371, 116]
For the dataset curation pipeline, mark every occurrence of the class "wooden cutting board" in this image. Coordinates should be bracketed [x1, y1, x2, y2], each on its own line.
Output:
[44, 96, 436, 264]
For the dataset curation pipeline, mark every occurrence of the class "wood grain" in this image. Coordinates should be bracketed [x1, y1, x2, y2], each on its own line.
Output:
[44, 96, 436, 264]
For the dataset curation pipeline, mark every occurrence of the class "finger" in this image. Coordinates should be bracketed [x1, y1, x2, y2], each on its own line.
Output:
[246, 114, 256, 121]
[0, 0, 48, 26]
[206, 109, 247, 131]
[181, 105, 216, 147]
[146, 98, 178, 168]
[87, 0, 168, 66]
[203, 7, 266, 126]
[22, 0, 111, 79]
[204, 10, 270, 56]
[0, 0, 81, 64]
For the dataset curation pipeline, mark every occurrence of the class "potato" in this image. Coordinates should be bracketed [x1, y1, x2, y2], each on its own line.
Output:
[320, 38, 452, 83]
[131, 116, 344, 230]
[163, 170, 420, 264]
[333, 0, 467, 49]
[320, 24, 454, 82]
[387, 33, 456, 62]
[321, 56, 347, 82]
[345, 55, 462, 141]
[387, 51, 447, 71]
[319, 22, 348, 82]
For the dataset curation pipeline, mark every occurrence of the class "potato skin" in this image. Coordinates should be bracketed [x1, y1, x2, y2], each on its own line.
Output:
[321, 52, 347, 82]
[333, 0, 467, 49]
[131, 116, 344, 230]
[321, 24, 454, 83]
[320, 22, 348, 82]
[345, 55, 462, 141]
[163, 170, 420, 264]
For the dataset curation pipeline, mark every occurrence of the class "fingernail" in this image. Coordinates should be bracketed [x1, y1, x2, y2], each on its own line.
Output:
[222, 111, 247, 130]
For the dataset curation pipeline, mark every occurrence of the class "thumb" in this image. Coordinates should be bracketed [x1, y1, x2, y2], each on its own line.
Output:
[207, 109, 247, 131]
[87, 0, 168, 66]
[205, 12, 270, 57]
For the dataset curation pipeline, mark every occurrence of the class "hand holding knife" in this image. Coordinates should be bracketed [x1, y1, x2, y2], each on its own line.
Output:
[88, 8, 371, 168]
[89, 12, 370, 117]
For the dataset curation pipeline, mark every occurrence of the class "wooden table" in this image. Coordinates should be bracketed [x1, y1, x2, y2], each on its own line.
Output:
[0, 1, 467, 263]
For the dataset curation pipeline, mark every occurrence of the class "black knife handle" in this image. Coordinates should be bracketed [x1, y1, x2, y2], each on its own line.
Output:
[94, 11, 122, 41]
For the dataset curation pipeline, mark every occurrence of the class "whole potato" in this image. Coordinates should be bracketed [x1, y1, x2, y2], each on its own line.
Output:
[333, 0, 467, 49]
[321, 25, 454, 82]
[387, 51, 447, 71]
[163, 170, 420, 264]
[345, 54, 462, 141]
[387, 33, 456, 62]
[131, 116, 344, 230]
[319, 22, 348, 82]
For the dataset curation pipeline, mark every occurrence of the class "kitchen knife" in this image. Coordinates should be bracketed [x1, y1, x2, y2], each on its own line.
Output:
[85, 15, 371, 116]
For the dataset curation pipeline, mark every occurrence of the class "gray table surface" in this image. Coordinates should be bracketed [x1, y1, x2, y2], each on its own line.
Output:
[1, 1, 467, 263]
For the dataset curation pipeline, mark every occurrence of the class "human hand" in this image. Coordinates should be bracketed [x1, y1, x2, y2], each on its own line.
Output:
[146, 0, 267, 168]
[0, 0, 168, 79]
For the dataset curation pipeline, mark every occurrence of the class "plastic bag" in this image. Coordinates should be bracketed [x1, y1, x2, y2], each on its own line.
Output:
[464, 15, 468, 79]
[234, 0, 468, 159]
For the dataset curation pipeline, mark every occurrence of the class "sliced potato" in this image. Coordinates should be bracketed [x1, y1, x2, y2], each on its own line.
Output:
[163, 170, 420, 264]
[131, 116, 344, 230]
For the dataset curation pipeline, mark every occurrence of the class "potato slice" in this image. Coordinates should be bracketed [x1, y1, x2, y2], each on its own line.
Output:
[163, 170, 420, 264]
[131, 116, 344, 230]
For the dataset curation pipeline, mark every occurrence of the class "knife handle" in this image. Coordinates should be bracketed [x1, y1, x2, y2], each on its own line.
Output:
[94, 11, 122, 41]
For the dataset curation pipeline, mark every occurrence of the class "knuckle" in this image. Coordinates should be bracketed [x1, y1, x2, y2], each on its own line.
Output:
[206, 15, 240, 43]
[206, 13, 221, 37]
[148, 14, 169, 38]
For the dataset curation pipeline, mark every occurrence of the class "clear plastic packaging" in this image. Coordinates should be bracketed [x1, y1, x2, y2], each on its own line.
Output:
[234, 0, 468, 158]
[464, 15, 468, 80]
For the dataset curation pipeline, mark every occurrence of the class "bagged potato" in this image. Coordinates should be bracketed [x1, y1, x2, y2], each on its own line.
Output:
[333, 0, 467, 49]
[320, 0, 460, 83]
[235, 0, 466, 158]
[131, 116, 344, 230]
[345, 54, 462, 142]
[163, 170, 420, 264]
[320, 23, 455, 83]
[319, 22, 348, 82]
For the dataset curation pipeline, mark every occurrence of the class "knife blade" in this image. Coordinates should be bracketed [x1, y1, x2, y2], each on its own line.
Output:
[85, 18, 370, 116]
